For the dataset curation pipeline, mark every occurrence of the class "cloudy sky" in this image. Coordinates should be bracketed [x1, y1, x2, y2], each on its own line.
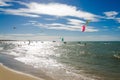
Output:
[0, 0, 120, 41]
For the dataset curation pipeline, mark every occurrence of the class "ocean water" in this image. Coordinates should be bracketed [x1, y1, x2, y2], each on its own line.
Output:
[0, 41, 120, 80]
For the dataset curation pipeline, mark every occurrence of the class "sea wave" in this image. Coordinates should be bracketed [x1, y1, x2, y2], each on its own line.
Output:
[0, 41, 98, 80]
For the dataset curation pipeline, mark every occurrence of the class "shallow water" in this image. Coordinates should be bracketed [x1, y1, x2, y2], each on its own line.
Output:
[0, 41, 120, 80]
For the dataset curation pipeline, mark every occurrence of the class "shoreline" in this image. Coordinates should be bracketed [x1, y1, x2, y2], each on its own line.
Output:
[0, 53, 54, 80]
[0, 63, 44, 80]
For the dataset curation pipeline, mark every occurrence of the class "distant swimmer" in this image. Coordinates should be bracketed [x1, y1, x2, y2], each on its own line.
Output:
[84, 43, 87, 46]
[13, 27, 16, 29]
[28, 40, 30, 45]
[41, 41, 44, 43]
[53, 41, 56, 42]
[64, 42, 67, 44]
[113, 54, 120, 59]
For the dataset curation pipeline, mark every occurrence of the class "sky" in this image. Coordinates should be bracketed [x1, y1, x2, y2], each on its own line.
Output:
[0, 0, 120, 41]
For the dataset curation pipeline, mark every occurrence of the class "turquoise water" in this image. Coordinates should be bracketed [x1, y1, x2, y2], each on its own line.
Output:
[0, 41, 120, 80]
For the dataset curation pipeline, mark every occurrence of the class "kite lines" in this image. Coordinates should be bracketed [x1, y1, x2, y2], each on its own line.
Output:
[81, 20, 91, 32]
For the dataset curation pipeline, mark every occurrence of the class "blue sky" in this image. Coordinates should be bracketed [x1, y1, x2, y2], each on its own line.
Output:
[0, 0, 120, 41]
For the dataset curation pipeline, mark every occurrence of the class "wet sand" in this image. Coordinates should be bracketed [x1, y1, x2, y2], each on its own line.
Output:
[0, 64, 44, 80]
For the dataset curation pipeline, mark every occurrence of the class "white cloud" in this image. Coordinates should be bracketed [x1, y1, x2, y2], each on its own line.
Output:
[67, 19, 85, 25]
[116, 18, 120, 23]
[0, 34, 62, 41]
[0, 34, 119, 41]
[103, 11, 120, 23]
[118, 26, 120, 29]
[0, 0, 12, 6]
[47, 23, 66, 26]
[85, 26, 99, 32]
[44, 18, 57, 21]
[26, 2, 98, 20]
[28, 20, 38, 23]
[103, 11, 119, 18]
[0, 8, 40, 17]
[0, 2, 98, 20]
[26, 20, 98, 32]
[0, 34, 46, 40]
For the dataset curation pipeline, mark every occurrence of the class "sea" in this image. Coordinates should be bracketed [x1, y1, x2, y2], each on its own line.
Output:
[0, 41, 120, 80]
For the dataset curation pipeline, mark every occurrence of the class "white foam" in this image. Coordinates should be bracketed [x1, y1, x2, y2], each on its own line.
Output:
[0, 47, 3, 50]
[0, 41, 97, 80]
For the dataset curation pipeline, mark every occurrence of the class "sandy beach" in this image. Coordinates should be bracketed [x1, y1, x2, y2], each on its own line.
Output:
[0, 64, 44, 80]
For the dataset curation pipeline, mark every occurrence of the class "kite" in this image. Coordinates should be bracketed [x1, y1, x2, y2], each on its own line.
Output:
[61, 37, 64, 42]
[82, 25, 86, 32]
[13, 27, 16, 29]
[81, 20, 91, 32]
[59, 37, 64, 42]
